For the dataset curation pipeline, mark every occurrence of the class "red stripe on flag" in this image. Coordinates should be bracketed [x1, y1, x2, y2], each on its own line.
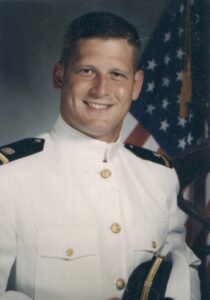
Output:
[206, 198, 210, 215]
[124, 123, 150, 147]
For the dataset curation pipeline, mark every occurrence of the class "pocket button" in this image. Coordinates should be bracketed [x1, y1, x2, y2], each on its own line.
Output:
[152, 241, 157, 249]
[66, 248, 74, 257]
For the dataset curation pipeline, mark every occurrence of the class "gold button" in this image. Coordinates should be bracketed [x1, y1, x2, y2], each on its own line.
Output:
[100, 168, 112, 178]
[152, 241, 157, 249]
[111, 223, 121, 234]
[116, 278, 125, 290]
[1, 147, 15, 155]
[66, 248, 74, 257]
[35, 138, 42, 143]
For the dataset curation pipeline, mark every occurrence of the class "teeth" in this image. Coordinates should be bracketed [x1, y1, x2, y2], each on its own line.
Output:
[87, 103, 109, 109]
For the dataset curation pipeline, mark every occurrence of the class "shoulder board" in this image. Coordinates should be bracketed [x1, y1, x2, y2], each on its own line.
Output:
[0, 138, 45, 165]
[125, 143, 173, 168]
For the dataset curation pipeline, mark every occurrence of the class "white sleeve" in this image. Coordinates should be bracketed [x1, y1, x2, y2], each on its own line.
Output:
[0, 291, 32, 300]
[190, 268, 201, 300]
[0, 190, 16, 295]
[162, 169, 201, 300]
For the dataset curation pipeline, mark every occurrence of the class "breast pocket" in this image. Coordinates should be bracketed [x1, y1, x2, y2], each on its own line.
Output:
[35, 228, 101, 300]
[133, 222, 169, 268]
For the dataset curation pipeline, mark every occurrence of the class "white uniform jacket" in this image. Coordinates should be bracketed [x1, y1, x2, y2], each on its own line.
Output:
[0, 116, 200, 300]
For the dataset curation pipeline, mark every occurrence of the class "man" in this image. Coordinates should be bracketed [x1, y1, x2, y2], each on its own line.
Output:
[0, 11, 200, 300]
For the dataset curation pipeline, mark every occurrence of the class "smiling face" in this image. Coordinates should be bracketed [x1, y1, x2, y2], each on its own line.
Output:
[54, 38, 143, 143]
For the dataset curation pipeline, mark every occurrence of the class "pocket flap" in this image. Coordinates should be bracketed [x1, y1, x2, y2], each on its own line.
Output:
[37, 228, 98, 260]
[134, 222, 169, 252]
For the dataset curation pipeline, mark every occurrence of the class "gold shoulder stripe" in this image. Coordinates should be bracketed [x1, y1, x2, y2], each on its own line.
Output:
[140, 256, 164, 300]
[154, 152, 171, 168]
[0, 152, 9, 164]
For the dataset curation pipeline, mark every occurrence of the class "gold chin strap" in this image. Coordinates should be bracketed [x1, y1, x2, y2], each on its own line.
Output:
[140, 256, 164, 300]
[0, 152, 9, 164]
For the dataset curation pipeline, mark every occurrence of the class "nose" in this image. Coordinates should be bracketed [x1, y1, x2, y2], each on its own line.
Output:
[89, 74, 111, 98]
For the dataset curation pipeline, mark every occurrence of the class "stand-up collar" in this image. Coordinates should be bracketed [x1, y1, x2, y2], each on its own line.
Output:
[50, 115, 122, 162]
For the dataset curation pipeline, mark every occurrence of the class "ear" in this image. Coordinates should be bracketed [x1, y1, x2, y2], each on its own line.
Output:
[132, 70, 144, 101]
[53, 62, 64, 89]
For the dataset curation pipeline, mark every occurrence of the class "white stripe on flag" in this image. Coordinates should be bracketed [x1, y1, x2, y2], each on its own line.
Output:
[142, 135, 159, 152]
[122, 112, 159, 152]
[121, 112, 138, 142]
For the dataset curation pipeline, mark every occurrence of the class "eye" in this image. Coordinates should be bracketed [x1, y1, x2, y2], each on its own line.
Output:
[111, 71, 126, 79]
[78, 67, 95, 77]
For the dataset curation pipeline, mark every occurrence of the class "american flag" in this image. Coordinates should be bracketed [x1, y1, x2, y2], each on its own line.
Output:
[122, 0, 206, 158]
[122, 0, 209, 297]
